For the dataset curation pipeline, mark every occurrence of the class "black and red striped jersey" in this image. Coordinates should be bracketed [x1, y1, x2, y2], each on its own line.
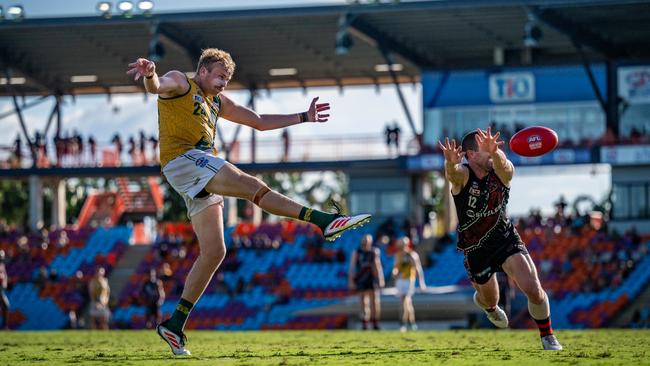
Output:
[452, 164, 515, 250]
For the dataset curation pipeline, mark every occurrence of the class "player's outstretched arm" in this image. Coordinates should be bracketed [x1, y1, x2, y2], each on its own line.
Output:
[438, 138, 468, 194]
[219, 95, 330, 131]
[475, 127, 514, 186]
[412, 252, 427, 290]
[348, 251, 358, 290]
[126, 58, 187, 97]
[374, 248, 385, 288]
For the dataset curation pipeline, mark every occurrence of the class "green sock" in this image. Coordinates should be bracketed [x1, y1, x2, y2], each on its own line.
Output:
[299, 207, 337, 231]
[166, 298, 194, 332]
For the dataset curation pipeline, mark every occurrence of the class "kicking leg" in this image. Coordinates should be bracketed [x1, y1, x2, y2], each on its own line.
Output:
[204, 162, 370, 240]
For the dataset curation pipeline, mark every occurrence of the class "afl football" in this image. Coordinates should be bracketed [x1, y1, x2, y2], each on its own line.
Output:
[509, 126, 558, 157]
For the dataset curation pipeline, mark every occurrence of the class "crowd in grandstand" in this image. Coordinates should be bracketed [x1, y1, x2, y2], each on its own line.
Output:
[2, 123, 649, 169]
[0, 196, 649, 330]
[3, 131, 159, 169]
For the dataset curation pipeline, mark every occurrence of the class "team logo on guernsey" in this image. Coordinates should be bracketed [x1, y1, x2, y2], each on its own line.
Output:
[193, 94, 204, 103]
[195, 157, 209, 168]
[469, 182, 481, 196]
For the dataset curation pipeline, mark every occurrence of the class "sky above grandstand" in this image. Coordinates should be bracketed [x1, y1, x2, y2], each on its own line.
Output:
[0, 0, 611, 216]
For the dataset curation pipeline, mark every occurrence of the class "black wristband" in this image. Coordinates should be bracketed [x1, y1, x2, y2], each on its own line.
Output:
[299, 111, 309, 123]
[145, 74, 155, 79]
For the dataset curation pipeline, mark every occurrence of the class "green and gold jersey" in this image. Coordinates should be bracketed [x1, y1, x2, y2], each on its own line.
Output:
[158, 77, 221, 167]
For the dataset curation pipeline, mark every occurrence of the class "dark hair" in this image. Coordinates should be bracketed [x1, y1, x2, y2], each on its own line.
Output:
[461, 131, 479, 152]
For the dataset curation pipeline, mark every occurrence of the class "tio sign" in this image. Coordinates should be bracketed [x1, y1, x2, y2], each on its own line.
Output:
[489, 72, 535, 103]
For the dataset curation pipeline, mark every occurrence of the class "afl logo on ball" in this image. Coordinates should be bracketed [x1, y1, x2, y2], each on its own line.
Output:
[527, 135, 542, 150]
[195, 157, 209, 168]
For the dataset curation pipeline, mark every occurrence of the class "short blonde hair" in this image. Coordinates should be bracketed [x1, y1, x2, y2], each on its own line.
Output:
[197, 48, 236, 75]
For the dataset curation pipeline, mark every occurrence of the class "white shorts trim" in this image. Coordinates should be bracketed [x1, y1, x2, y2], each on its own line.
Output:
[163, 149, 226, 217]
[395, 279, 414, 297]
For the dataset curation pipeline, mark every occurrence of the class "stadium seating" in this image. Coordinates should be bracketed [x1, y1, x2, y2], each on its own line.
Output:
[2, 226, 131, 329]
[4, 216, 650, 330]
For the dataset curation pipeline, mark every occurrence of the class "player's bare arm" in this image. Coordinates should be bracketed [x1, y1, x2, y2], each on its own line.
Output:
[219, 95, 330, 131]
[374, 248, 385, 288]
[126, 58, 188, 97]
[348, 250, 358, 290]
[411, 252, 427, 289]
[476, 127, 514, 186]
[438, 138, 469, 194]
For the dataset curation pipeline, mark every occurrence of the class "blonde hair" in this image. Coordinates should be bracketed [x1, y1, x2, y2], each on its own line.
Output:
[197, 48, 236, 75]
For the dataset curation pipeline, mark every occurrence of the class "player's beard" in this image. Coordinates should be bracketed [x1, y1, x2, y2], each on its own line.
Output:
[486, 158, 494, 170]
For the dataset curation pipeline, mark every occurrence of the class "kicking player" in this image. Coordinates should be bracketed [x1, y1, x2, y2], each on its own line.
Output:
[127, 48, 371, 356]
[438, 128, 562, 350]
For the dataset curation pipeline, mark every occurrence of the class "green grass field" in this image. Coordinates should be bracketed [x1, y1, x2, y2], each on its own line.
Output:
[1, 330, 649, 365]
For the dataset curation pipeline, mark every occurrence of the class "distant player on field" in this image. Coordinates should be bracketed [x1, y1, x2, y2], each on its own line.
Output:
[127, 49, 371, 356]
[438, 127, 562, 350]
[348, 234, 385, 330]
[392, 237, 426, 332]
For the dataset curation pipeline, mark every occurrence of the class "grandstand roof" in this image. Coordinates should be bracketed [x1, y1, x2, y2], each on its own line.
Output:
[1, 0, 649, 96]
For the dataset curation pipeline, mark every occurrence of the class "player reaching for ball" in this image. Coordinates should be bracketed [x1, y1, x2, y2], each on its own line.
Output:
[127, 48, 371, 356]
[438, 127, 562, 351]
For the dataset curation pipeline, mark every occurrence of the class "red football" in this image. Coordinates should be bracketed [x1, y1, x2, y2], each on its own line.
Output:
[508, 126, 558, 157]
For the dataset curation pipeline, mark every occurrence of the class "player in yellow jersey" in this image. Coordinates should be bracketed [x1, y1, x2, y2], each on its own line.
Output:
[127, 48, 371, 356]
[391, 237, 426, 332]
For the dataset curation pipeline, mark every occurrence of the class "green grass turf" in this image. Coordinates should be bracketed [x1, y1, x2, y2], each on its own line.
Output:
[0, 330, 649, 365]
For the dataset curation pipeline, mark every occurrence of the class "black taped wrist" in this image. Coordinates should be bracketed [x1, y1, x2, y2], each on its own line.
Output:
[299, 111, 309, 123]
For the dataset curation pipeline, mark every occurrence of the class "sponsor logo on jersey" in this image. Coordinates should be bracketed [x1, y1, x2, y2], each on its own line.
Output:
[195, 157, 209, 168]
[193, 94, 204, 103]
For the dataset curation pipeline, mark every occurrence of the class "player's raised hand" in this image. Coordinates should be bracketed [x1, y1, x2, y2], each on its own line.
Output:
[475, 127, 504, 154]
[307, 97, 330, 123]
[437, 138, 465, 164]
[127, 58, 156, 81]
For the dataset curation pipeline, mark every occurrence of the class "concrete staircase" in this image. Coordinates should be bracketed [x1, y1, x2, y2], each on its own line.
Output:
[108, 244, 151, 301]
[611, 280, 650, 327]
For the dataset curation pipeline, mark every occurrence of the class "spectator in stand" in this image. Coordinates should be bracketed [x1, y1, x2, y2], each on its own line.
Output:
[348, 234, 385, 330]
[88, 267, 111, 330]
[34, 266, 49, 290]
[111, 133, 123, 162]
[75, 131, 84, 165]
[139, 130, 147, 164]
[12, 134, 22, 168]
[127, 136, 137, 164]
[384, 124, 393, 155]
[142, 268, 165, 329]
[0, 250, 9, 330]
[88, 135, 97, 165]
[281, 129, 290, 162]
[392, 122, 401, 155]
[149, 135, 159, 163]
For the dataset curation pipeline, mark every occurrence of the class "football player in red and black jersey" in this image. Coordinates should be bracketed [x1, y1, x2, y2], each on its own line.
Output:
[438, 127, 562, 351]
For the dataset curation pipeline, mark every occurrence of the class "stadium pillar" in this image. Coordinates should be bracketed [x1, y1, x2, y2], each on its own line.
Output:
[28, 175, 44, 231]
[410, 174, 425, 224]
[51, 179, 66, 228]
[606, 60, 620, 137]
